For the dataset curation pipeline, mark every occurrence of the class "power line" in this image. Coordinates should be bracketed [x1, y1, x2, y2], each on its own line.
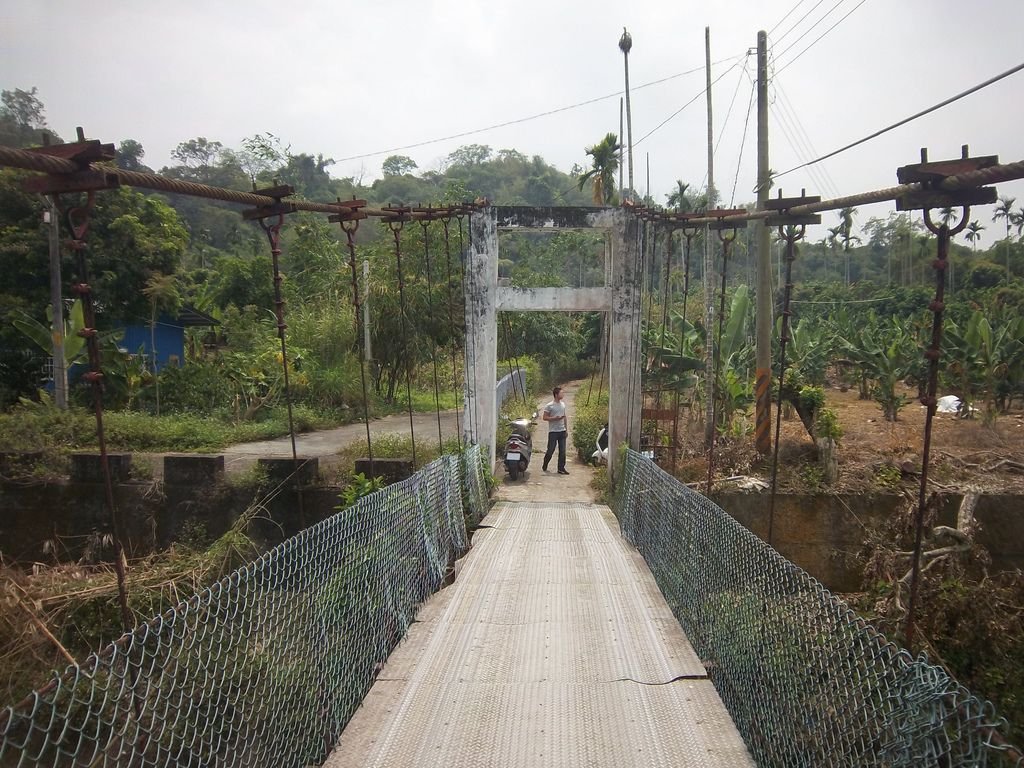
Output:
[633, 56, 747, 148]
[334, 60, 736, 164]
[773, 0, 851, 62]
[768, 0, 808, 37]
[774, 58, 1024, 180]
[771, 101, 838, 198]
[775, 0, 869, 74]
[730, 77, 757, 207]
[770, 0, 828, 47]
[712, 60, 751, 162]
[772, 79, 841, 197]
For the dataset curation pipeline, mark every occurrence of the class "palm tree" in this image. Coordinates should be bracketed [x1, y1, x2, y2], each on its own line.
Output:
[965, 220, 985, 251]
[142, 273, 181, 416]
[827, 225, 842, 282]
[939, 206, 959, 228]
[577, 133, 621, 205]
[993, 196, 1016, 282]
[837, 207, 859, 286]
[666, 180, 692, 212]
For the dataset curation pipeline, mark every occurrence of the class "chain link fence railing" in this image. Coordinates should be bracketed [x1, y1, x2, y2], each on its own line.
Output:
[1, 445, 489, 768]
[615, 449, 1022, 768]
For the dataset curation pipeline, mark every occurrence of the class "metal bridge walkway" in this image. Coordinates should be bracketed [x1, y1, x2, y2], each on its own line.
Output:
[325, 501, 753, 767]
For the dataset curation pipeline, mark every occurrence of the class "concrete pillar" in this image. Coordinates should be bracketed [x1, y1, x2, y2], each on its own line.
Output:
[465, 211, 499, 467]
[605, 209, 641, 483]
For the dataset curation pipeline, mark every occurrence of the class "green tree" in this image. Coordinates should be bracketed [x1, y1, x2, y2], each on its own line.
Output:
[116, 139, 150, 172]
[993, 196, 1016, 282]
[237, 132, 287, 186]
[577, 133, 621, 206]
[170, 137, 224, 183]
[0, 87, 50, 147]
[446, 144, 492, 167]
[381, 155, 418, 177]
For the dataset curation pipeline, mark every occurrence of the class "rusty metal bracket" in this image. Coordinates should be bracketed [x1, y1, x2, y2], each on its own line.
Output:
[327, 198, 369, 228]
[242, 184, 298, 220]
[706, 209, 749, 231]
[896, 146, 998, 211]
[764, 190, 822, 227]
[21, 128, 120, 195]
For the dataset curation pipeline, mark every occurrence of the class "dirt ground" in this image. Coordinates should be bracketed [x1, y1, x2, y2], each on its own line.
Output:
[672, 385, 1024, 494]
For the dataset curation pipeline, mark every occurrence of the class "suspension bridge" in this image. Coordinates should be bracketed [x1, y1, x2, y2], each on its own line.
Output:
[0, 136, 1023, 766]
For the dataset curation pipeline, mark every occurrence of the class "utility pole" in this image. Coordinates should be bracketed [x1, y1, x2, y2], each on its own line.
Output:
[755, 30, 772, 455]
[703, 26, 716, 445]
[46, 198, 67, 408]
[619, 97, 624, 201]
[619, 28, 634, 198]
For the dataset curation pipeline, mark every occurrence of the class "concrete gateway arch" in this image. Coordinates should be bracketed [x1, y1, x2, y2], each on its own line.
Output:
[463, 206, 642, 482]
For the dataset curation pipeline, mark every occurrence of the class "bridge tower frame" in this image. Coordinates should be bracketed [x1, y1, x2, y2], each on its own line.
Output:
[464, 206, 641, 483]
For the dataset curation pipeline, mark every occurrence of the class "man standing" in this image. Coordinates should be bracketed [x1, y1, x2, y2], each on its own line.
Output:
[541, 386, 569, 475]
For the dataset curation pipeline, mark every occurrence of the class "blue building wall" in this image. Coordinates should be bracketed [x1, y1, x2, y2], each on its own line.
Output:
[120, 317, 185, 372]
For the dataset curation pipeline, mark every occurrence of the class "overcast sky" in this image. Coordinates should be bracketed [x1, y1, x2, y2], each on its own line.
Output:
[4, 0, 1024, 245]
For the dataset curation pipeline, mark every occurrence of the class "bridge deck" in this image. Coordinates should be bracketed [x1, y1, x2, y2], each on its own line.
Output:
[326, 501, 752, 767]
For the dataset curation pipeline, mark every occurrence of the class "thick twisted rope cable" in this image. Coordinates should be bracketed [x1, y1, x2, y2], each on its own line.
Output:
[0, 146, 483, 220]
[440, 218, 463, 450]
[420, 219, 445, 452]
[2, 144, 1022, 223]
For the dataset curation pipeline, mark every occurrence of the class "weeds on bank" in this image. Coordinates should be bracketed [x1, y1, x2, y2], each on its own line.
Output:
[0, 505, 265, 704]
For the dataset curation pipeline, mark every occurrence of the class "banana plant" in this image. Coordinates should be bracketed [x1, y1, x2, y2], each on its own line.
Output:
[838, 316, 917, 421]
[12, 299, 89, 367]
[712, 285, 754, 432]
[963, 310, 1024, 424]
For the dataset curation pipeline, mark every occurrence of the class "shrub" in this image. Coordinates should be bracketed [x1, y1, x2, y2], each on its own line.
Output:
[571, 389, 609, 464]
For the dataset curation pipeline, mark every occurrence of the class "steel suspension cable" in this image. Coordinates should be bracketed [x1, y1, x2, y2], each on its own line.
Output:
[505, 314, 528, 409]
[340, 216, 375, 472]
[419, 218, 445, 452]
[260, 213, 306, 529]
[440, 217, 463, 450]
[499, 313, 519, 407]
[388, 218, 418, 467]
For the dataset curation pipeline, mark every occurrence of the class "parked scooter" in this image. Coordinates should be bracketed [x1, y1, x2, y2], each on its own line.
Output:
[504, 413, 536, 480]
[591, 424, 609, 464]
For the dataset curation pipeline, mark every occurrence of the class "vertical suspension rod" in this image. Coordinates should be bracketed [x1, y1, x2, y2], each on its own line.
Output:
[905, 207, 967, 648]
[389, 216, 418, 467]
[420, 217, 445, 452]
[260, 213, 306, 529]
[441, 217, 463, 450]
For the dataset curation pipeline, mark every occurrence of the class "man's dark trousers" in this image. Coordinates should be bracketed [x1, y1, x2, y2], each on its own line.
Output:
[543, 431, 566, 472]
